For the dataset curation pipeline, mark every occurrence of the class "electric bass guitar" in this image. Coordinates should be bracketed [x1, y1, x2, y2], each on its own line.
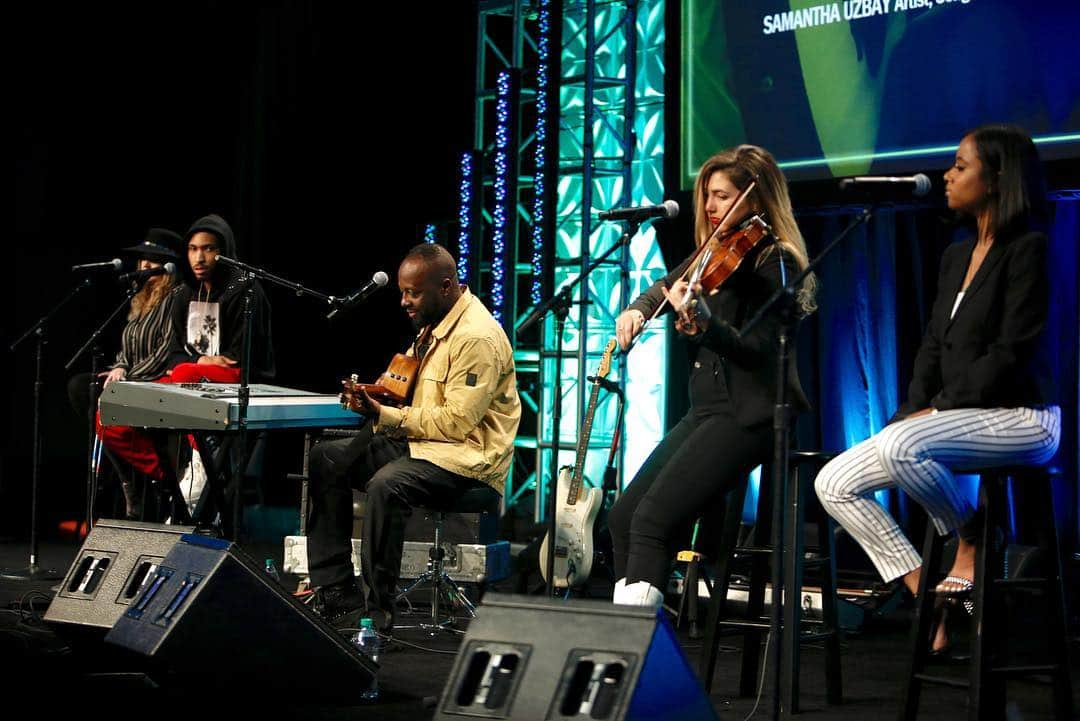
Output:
[539, 338, 617, 588]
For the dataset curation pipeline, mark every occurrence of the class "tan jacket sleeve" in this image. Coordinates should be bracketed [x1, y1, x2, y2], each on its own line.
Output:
[376, 335, 504, 442]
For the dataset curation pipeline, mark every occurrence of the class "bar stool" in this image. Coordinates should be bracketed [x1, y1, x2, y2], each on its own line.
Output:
[396, 485, 502, 632]
[699, 450, 843, 713]
[900, 465, 1074, 721]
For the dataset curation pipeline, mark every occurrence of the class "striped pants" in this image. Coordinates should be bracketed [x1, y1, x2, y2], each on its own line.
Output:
[814, 406, 1061, 582]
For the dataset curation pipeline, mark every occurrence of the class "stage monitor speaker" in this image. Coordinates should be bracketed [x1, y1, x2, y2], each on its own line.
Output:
[44, 519, 193, 630]
[104, 533, 376, 693]
[435, 593, 718, 721]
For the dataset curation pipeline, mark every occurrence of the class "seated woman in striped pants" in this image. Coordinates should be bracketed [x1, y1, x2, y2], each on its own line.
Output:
[813, 124, 1061, 650]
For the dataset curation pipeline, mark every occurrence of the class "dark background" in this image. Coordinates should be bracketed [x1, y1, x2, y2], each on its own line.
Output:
[9, 3, 478, 533]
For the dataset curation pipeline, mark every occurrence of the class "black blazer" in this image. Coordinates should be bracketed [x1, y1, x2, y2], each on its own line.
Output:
[629, 242, 809, 428]
[894, 230, 1052, 420]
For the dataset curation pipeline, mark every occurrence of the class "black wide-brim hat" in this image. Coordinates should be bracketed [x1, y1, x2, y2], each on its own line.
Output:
[122, 228, 183, 262]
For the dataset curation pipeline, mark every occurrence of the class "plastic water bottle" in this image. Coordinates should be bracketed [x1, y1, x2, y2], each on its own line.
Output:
[264, 558, 282, 584]
[354, 618, 380, 701]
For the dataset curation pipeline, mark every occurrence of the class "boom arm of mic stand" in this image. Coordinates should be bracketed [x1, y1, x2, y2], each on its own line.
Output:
[736, 208, 871, 341]
[517, 219, 639, 339]
[64, 284, 141, 371]
[216, 255, 335, 304]
[11, 278, 92, 352]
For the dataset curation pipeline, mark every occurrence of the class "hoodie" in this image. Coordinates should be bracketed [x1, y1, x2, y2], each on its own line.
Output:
[168, 214, 276, 380]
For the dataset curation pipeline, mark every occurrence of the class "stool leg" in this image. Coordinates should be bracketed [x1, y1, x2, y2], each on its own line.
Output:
[970, 477, 1007, 721]
[1029, 475, 1075, 721]
[686, 557, 702, 637]
[676, 519, 702, 632]
[700, 483, 747, 693]
[898, 518, 942, 721]
[740, 549, 769, 697]
[817, 515, 843, 705]
[739, 472, 774, 699]
[781, 464, 805, 715]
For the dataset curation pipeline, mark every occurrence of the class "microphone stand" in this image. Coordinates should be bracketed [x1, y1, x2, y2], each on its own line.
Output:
[2, 280, 94, 581]
[735, 208, 871, 719]
[66, 280, 144, 536]
[518, 218, 642, 597]
[215, 255, 338, 540]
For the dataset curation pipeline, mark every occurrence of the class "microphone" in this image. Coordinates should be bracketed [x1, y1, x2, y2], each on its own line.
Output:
[598, 200, 680, 222]
[72, 258, 123, 273]
[839, 173, 932, 197]
[119, 262, 176, 283]
[327, 271, 390, 320]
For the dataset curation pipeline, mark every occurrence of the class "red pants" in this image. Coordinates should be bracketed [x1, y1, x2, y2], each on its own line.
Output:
[98, 411, 165, 480]
[164, 363, 242, 384]
[99, 364, 243, 478]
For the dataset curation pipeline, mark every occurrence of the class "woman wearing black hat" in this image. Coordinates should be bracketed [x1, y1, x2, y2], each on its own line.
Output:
[100, 229, 187, 386]
[68, 228, 186, 519]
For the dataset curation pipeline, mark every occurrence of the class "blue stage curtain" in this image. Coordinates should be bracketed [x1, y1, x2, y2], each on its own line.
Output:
[1045, 193, 1079, 548]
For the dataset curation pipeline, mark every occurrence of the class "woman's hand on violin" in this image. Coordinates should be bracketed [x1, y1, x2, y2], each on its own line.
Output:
[616, 309, 645, 351]
[686, 282, 711, 326]
[662, 283, 710, 337]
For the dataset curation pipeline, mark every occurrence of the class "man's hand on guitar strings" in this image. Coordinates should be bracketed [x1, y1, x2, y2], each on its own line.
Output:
[341, 380, 382, 417]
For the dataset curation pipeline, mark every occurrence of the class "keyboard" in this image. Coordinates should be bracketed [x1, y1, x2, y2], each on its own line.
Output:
[98, 382, 363, 431]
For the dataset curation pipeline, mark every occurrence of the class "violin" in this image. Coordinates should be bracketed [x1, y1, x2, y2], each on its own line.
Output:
[685, 212, 772, 296]
[621, 179, 769, 349]
[672, 213, 773, 333]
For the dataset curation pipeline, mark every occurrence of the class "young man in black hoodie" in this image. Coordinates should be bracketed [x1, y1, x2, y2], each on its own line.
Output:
[167, 214, 275, 382]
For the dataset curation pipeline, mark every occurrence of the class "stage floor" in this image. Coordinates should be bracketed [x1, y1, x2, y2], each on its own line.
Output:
[2, 534, 1075, 720]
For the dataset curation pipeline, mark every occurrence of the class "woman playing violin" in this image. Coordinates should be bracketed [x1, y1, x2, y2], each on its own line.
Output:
[608, 144, 817, 607]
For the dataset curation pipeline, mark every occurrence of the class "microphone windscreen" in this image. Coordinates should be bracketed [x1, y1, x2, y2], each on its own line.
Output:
[164, 262, 177, 275]
[372, 271, 389, 287]
[662, 199, 680, 219]
[912, 173, 932, 197]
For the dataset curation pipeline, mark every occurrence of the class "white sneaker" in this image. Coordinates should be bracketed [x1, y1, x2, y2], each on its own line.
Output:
[613, 579, 663, 608]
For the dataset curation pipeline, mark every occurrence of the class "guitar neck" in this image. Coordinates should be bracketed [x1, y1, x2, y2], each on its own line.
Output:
[567, 383, 602, 504]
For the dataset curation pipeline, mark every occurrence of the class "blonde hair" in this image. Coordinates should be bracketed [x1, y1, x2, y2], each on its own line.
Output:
[692, 145, 817, 315]
[129, 274, 179, 320]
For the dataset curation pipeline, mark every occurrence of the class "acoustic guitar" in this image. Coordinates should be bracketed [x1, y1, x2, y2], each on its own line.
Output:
[340, 352, 418, 410]
[539, 338, 618, 589]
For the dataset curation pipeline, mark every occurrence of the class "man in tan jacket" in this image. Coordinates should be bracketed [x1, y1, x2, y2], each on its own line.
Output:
[308, 243, 520, 634]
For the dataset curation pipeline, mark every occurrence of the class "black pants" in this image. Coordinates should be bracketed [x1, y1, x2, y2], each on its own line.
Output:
[607, 404, 772, 589]
[305, 422, 482, 614]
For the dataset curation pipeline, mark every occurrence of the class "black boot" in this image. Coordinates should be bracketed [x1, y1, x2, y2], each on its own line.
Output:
[312, 577, 366, 630]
